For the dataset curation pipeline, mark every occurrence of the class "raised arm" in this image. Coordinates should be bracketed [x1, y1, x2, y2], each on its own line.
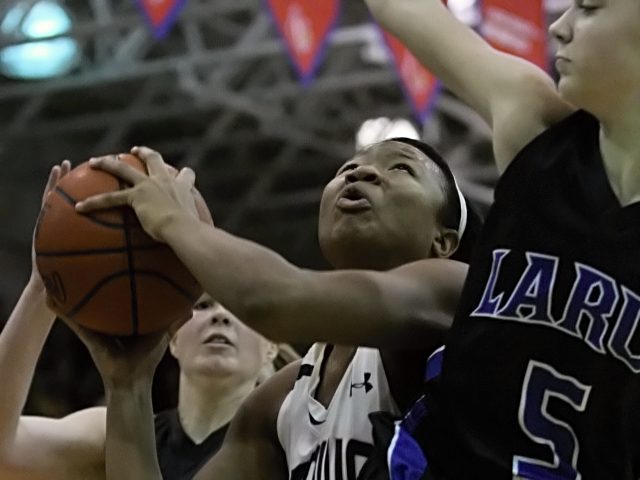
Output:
[367, 0, 574, 170]
[0, 161, 106, 480]
[58, 321, 170, 480]
[0, 282, 105, 480]
[103, 362, 163, 479]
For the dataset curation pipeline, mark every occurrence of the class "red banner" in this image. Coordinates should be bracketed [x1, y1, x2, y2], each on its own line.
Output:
[135, 0, 188, 39]
[480, 0, 547, 70]
[380, 30, 440, 124]
[265, 0, 340, 85]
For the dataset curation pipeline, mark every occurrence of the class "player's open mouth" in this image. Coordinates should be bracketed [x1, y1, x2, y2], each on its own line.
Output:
[203, 333, 234, 347]
[337, 186, 372, 212]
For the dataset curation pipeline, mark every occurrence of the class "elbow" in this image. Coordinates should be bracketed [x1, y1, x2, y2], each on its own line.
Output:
[396, 293, 454, 349]
[410, 310, 451, 347]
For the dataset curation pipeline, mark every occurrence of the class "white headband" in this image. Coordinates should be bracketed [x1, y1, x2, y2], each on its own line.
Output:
[452, 177, 468, 238]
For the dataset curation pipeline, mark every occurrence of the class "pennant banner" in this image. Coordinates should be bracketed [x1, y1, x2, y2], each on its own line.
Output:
[265, 0, 340, 85]
[380, 30, 440, 124]
[135, 0, 188, 39]
[480, 0, 548, 70]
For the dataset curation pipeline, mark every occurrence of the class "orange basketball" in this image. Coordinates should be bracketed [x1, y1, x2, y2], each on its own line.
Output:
[34, 154, 210, 336]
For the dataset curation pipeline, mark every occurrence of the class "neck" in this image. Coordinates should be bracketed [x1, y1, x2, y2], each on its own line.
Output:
[330, 248, 424, 271]
[598, 98, 640, 206]
[177, 373, 255, 445]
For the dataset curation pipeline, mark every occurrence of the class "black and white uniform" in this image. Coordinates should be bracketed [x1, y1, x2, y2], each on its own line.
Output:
[424, 110, 640, 479]
[277, 343, 400, 480]
[155, 409, 228, 480]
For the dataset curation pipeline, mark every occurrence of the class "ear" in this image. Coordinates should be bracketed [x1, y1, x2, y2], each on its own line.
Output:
[167, 320, 184, 359]
[264, 341, 279, 363]
[167, 324, 182, 358]
[168, 334, 178, 358]
[431, 227, 460, 259]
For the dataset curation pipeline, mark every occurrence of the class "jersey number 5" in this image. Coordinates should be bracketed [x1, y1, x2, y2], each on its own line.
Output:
[513, 360, 592, 480]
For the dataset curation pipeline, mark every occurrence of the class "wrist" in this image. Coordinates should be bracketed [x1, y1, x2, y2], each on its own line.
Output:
[104, 374, 154, 392]
[155, 209, 201, 243]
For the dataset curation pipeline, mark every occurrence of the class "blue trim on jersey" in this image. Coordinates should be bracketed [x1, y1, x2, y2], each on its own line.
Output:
[388, 346, 445, 480]
[425, 346, 445, 382]
[389, 424, 428, 480]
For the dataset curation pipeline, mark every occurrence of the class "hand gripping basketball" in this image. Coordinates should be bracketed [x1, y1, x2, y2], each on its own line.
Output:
[34, 151, 212, 336]
[76, 146, 206, 242]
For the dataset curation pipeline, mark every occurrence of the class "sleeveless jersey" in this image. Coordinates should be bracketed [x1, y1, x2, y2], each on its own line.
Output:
[154, 409, 228, 480]
[277, 343, 400, 480]
[425, 110, 640, 479]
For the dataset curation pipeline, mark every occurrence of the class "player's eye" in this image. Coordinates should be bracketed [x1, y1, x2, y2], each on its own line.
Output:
[577, 1, 599, 13]
[194, 300, 213, 310]
[336, 163, 358, 176]
[391, 163, 415, 175]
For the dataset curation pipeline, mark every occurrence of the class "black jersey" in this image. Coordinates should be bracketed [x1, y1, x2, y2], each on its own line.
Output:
[426, 111, 640, 479]
[155, 409, 228, 480]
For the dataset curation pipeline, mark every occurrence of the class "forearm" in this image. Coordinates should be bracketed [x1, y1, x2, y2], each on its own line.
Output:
[160, 214, 302, 332]
[0, 281, 55, 451]
[369, 0, 498, 115]
[105, 379, 161, 480]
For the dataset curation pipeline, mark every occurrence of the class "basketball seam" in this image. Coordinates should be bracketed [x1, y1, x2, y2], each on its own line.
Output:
[55, 186, 131, 230]
[120, 180, 140, 336]
[64, 270, 198, 322]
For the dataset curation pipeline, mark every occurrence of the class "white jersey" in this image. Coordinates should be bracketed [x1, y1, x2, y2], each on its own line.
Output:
[277, 343, 400, 480]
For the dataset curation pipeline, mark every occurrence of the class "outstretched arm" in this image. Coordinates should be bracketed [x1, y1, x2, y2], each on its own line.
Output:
[104, 365, 163, 479]
[0, 282, 55, 458]
[58, 321, 169, 480]
[367, 0, 574, 170]
[0, 162, 106, 480]
[161, 218, 465, 348]
[77, 149, 466, 349]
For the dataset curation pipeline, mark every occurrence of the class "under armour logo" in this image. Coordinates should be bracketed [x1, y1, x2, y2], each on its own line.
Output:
[350, 372, 373, 397]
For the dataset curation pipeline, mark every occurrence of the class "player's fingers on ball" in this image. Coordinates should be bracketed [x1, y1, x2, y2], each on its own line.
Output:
[60, 159, 71, 176]
[89, 155, 147, 185]
[131, 146, 169, 178]
[76, 190, 131, 212]
[44, 165, 60, 196]
[176, 167, 196, 187]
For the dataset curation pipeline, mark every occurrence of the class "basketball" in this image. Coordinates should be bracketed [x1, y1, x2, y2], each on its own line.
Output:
[34, 154, 211, 336]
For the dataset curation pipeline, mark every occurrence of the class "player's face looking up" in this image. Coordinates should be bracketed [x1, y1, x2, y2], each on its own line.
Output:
[549, 0, 640, 115]
[318, 140, 459, 270]
[170, 294, 274, 383]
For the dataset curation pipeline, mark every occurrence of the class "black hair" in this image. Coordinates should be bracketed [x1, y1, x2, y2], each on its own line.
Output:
[383, 137, 483, 264]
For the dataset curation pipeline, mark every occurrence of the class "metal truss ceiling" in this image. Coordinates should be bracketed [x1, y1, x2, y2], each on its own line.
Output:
[0, 0, 496, 309]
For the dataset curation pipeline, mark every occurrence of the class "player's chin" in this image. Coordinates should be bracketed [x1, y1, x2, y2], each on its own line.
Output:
[557, 77, 591, 110]
[196, 357, 239, 376]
